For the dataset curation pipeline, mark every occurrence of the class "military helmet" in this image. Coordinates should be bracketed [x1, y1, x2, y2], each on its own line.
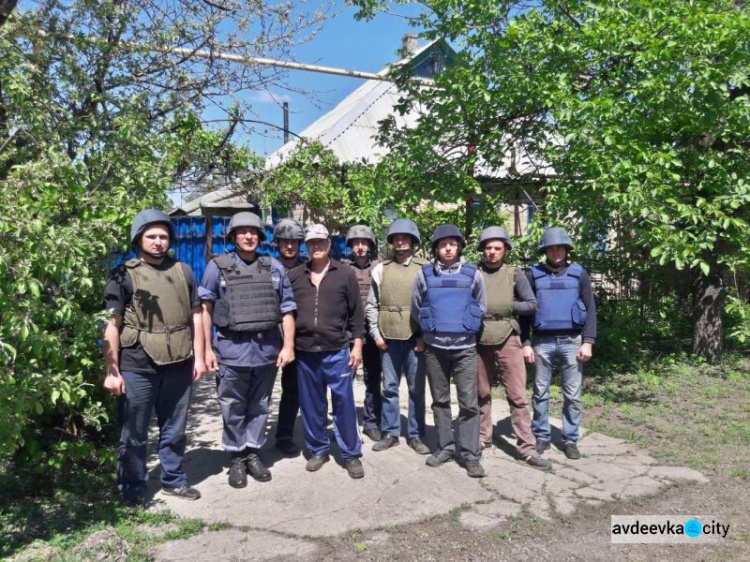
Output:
[273, 218, 304, 241]
[346, 225, 377, 248]
[226, 212, 266, 241]
[130, 209, 174, 249]
[386, 218, 421, 244]
[477, 226, 513, 251]
[538, 227, 574, 253]
[431, 224, 465, 249]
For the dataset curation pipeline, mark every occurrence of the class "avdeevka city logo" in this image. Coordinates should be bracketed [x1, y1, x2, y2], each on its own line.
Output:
[684, 518, 702, 538]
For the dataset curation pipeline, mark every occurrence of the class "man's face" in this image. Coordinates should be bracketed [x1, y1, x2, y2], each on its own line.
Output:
[392, 234, 413, 255]
[278, 238, 300, 259]
[233, 227, 260, 254]
[483, 240, 508, 267]
[306, 238, 331, 261]
[544, 244, 568, 266]
[140, 225, 170, 255]
[437, 237, 460, 265]
[350, 238, 371, 258]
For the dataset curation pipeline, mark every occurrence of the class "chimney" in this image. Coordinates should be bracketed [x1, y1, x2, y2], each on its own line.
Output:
[402, 33, 418, 54]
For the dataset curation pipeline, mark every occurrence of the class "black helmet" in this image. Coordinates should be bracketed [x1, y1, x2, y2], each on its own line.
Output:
[346, 225, 377, 248]
[273, 218, 304, 241]
[227, 212, 266, 241]
[130, 209, 174, 249]
[386, 218, 421, 244]
[538, 227, 574, 253]
[431, 224, 465, 250]
[477, 226, 512, 251]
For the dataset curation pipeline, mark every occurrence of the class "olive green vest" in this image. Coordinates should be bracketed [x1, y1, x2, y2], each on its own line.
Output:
[478, 263, 520, 346]
[120, 258, 193, 365]
[378, 256, 425, 340]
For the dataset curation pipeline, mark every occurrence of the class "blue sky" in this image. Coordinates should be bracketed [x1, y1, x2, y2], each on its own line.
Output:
[244, 1, 425, 156]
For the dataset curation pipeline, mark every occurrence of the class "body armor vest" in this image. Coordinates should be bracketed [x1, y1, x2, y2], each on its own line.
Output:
[532, 263, 587, 331]
[419, 263, 482, 335]
[478, 264, 520, 345]
[120, 258, 193, 365]
[379, 257, 425, 340]
[344, 258, 380, 309]
[212, 254, 281, 333]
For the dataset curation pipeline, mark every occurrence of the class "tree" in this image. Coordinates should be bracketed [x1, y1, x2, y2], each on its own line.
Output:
[351, 0, 750, 362]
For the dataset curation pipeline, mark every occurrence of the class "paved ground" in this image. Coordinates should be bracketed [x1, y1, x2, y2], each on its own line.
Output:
[147, 373, 708, 561]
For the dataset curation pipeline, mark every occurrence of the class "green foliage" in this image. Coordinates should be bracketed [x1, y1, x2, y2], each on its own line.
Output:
[725, 294, 750, 349]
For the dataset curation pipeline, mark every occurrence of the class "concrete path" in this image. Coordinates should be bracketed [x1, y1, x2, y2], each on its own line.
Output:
[148, 373, 707, 561]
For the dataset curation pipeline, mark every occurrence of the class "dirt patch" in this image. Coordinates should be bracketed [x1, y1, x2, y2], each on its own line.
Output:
[72, 529, 130, 561]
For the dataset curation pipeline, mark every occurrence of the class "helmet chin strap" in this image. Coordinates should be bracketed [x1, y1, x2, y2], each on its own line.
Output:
[141, 248, 168, 260]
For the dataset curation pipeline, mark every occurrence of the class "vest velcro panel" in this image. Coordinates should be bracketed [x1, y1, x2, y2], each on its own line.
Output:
[213, 254, 281, 332]
[379, 257, 424, 340]
[419, 263, 482, 335]
[532, 263, 587, 331]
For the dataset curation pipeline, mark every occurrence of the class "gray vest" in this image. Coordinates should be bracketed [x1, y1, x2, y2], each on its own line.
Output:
[212, 254, 280, 332]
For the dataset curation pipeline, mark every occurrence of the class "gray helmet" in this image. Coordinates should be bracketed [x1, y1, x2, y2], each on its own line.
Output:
[431, 224, 465, 249]
[477, 226, 513, 251]
[130, 209, 174, 248]
[226, 212, 266, 241]
[538, 227, 574, 253]
[386, 218, 421, 244]
[346, 225, 376, 248]
[273, 218, 304, 241]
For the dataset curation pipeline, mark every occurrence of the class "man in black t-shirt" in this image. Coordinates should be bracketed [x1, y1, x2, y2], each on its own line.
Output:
[102, 209, 206, 506]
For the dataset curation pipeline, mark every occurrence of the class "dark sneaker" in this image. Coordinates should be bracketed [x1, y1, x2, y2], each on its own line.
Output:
[363, 427, 382, 442]
[246, 453, 272, 482]
[275, 440, 301, 456]
[344, 458, 365, 479]
[465, 459, 486, 478]
[123, 495, 147, 509]
[162, 485, 201, 500]
[426, 449, 453, 467]
[535, 439, 551, 455]
[523, 452, 553, 470]
[372, 436, 400, 452]
[306, 454, 330, 472]
[407, 437, 430, 455]
[228, 457, 248, 488]
[564, 443, 581, 460]
[479, 441, 493, 452]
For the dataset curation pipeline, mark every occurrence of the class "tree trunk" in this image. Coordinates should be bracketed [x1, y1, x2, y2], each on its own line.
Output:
[691, 266, 727, 363]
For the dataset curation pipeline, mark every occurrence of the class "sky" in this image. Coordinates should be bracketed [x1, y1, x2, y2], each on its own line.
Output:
[244, 1, 425, 156]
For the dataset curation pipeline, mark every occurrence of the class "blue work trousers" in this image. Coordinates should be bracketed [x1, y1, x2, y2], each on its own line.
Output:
[216, 363, 277, 452]
[118, 366, 192, 501]
[380, 337, 426, 439]
[297, 349, 362, 461]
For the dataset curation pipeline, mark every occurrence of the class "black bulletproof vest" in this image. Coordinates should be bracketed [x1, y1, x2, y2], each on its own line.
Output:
[212, 254, 281, 332]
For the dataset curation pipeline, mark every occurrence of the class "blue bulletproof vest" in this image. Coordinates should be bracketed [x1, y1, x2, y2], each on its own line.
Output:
[419, 263, 483, 334]
[532, 263, 587, 331]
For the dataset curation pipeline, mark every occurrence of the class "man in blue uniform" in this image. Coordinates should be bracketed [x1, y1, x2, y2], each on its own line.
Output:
[201, 212, 296, 488]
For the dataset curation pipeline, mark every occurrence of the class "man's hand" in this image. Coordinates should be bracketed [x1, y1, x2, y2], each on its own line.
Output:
[349, 340, 363, 371]
[104, 371, 126, 396]
[414, 338, 425, 353]
[277, 346, 295, 368]
[522, 345, 535, 364]
[374, 337, 388, 351]
[205, 347, 219, 373]
[576, 342, 593, 362]
[193, 358, 207, 382]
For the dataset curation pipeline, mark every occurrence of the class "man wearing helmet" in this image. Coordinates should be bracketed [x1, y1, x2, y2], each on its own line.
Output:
[411, 224, 487, 478]
[521, 227, 597, 460]
[365, 218, 429, 455]
[200, 212, 296, 488]
[342, 225, 383, 443]
[475, 227, 551, 470]
[102, 209, 207, 505]
[271, 218, 307, 455]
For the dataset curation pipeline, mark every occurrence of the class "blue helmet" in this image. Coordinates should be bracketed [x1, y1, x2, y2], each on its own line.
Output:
[431, 224, 465, 250]
[538, 227, 574, 253]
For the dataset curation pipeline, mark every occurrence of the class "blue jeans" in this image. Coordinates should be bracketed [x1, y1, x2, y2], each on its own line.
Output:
[380, 337, 426, 439]
[297, 349, 362, 461]
[531, 335, 583, 445]
[118, 366, 193, 500]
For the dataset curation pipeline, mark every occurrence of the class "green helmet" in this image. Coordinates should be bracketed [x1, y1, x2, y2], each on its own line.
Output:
[130, 209, 174, 250]
[386, 218, 421, 244]
[477, 226, 512, 251]
[273, 218, 304, 241]
[346, 225, 376, 248]
[431, 224, 465, 250]
[227, 212, 266, 241]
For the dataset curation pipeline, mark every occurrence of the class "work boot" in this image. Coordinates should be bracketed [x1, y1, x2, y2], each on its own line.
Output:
[523, 452, 553, 471]
[564, 443, 581, 460]
[306, 454, 330, 472]
[407, 437, 430, 455]
[275, 440, 300, 456]
[372, 435, 399, 452]
[465, 459, 486, 478]
[363, 427, 382, 442]
[344, 458, 365, 479]
[161, 485, 201, 500]
[535, 439, 551, 455]
[246, 453, 272, 482]
[425, 449, 453, 467]
[228, 456, 248, 488]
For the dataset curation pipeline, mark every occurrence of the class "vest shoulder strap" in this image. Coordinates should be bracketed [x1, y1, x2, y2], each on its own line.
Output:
[258, 256, 272, 271]
[213, 254, 235, 270]
[124, 258, 141, 268]
[567, 263, 583, 278]
[460, 263, 477, 280]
